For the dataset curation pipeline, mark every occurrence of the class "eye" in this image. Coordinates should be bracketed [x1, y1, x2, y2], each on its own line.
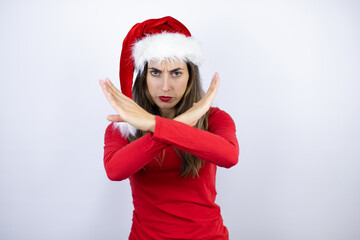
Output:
[172, 71, 182, 77]
[150, 70, 160, 76]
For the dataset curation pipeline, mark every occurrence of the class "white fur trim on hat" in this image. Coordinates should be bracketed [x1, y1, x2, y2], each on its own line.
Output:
[132, 32, 203, 72]
[113, 122, 137, 138]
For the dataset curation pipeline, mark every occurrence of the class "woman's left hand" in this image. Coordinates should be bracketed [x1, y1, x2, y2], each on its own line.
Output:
[99, 78, 156, 132]
[174, 72, 220, 126]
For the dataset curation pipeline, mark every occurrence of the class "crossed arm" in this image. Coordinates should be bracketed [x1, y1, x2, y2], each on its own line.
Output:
[100, 74, 239, 181]
[99, 73, 220, 131]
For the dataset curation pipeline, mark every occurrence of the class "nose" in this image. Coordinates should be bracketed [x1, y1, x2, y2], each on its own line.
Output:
[161, 74, 171, 92]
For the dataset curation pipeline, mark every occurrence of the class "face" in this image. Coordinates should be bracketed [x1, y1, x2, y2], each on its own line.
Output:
[146, 60, 189, 118]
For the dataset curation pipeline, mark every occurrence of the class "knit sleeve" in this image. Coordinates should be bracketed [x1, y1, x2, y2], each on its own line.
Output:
[103, 123, 167, 181]
[152, 108, 239, 168]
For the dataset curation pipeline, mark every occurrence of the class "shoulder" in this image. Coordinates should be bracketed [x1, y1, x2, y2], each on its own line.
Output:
[105, 122, 122, 138]
[104, 122, 130, 145]
[208, 107, 235, 123]
[208, 107, 236, 132]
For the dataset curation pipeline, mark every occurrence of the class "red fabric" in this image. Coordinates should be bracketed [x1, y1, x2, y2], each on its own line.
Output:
[103, 107, 239, 239]
[119, 16, 192, 99]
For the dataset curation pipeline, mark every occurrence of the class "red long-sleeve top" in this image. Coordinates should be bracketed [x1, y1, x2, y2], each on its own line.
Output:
[103, 107, 239, 239]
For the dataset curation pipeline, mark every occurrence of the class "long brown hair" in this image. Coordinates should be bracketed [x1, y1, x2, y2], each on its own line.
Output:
[128, 61, 208, 178]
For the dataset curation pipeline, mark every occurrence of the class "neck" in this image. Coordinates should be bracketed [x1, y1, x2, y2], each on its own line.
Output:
[160, 108, 175, 119]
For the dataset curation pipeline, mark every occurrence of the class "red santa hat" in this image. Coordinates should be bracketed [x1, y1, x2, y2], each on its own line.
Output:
[119, 16, 203, 99]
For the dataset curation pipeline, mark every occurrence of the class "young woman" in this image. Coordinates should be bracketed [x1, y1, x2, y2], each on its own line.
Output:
[100, 16, 239, 240]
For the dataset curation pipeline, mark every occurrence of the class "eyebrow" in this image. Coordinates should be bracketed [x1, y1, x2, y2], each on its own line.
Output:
[148, 67, 184, 72]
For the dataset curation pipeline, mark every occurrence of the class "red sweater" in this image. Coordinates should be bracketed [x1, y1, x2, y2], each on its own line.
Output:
[103, 107, 239, 239]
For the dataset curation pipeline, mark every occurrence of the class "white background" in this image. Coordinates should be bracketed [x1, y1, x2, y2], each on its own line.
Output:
[0, 0, 359, 239]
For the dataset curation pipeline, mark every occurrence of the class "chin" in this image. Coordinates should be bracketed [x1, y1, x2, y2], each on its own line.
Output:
[156, 101, 177, 111]
[157, 103, 175, 109]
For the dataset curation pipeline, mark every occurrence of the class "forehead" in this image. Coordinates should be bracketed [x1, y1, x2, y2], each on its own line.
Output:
[148, 59, 187, 69]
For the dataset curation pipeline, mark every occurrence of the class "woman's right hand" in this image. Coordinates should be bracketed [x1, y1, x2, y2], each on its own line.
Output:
[174, 72, 220, 126]
[99, 78, 156, 132]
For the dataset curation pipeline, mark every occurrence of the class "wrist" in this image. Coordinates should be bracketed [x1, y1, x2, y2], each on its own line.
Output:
[148, 115, 156, 132]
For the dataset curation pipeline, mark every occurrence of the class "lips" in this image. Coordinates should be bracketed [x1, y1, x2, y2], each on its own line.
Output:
[159, 96, 173, 102]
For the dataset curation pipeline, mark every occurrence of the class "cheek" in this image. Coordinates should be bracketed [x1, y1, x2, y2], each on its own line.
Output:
[178, 78, 189, 95]
[146, 78, 157, 96]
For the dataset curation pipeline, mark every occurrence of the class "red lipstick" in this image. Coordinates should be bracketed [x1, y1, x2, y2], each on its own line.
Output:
[159, 96, 172, 102]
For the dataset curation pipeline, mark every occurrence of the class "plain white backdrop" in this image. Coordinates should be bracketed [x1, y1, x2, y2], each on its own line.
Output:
[0, 0, 359, 239]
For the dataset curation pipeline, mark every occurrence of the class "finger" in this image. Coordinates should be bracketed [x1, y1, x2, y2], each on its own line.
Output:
[199, 73, 220, 107]
[100, 80, 124, 114]
[105, 78, 132, 102]
[208, 73, 219, 96]
[106, 89, 120, 108]
[107, 114, 124, 122]
[204, 73, 219, 97]
[211, 73, 219, 89]
[210, 73, 220, 94]
[105, 78, 119, 92]
[99, 80, 114, 103]
[99, 79, 109, 93]
[105, 78, 124, 97]
[99, 79, 107, 92]
[104, 78, 121, 97]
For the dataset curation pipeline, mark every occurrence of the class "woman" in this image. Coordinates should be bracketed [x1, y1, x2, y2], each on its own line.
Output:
[100, 16, 239, 240]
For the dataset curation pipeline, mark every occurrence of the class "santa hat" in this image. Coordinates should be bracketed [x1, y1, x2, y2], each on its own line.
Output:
[119, 16, 203, 99]
[115, 16, 203, 137]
